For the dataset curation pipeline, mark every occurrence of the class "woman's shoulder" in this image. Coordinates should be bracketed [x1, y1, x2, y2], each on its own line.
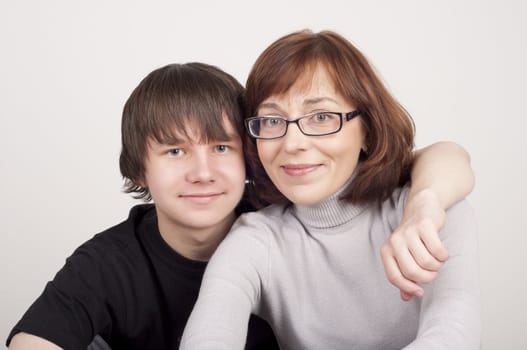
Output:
[223, 204, 295, 250]
[235, 203, 291, 228]
[442, 198, 477, 240]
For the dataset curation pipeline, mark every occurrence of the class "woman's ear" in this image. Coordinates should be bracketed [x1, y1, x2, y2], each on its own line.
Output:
[360, 135, 369, 160]
[361, 144, 368, 154]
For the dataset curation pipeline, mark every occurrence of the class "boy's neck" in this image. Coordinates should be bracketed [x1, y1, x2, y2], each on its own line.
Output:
[156, 212, 236, 262]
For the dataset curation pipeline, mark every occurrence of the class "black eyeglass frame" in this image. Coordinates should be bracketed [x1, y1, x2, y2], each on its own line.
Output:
[245, 110, 361, 140]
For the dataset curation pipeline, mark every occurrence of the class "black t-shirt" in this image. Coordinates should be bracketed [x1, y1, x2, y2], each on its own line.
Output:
[6, 205, 279, 349]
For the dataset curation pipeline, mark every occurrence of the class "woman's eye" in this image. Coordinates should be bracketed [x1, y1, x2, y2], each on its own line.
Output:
[263, 117, 283, 128]
[314, 113, 330, 122]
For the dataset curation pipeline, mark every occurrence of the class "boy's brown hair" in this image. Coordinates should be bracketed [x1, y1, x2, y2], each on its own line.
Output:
[119, 62, 251, 208]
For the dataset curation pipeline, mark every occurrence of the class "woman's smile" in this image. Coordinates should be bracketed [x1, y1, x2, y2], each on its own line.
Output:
[281, 163, 321, 177]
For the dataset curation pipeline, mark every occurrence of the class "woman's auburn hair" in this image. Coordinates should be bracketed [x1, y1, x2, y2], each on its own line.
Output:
[245, 29, 415, 207]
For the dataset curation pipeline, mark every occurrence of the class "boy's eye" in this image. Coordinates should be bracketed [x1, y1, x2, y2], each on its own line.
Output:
[214, 145, 230, 153]
[167, 148, 183, 157]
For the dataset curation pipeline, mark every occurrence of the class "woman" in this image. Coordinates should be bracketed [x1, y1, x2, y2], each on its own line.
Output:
[180, 30, 480, 349]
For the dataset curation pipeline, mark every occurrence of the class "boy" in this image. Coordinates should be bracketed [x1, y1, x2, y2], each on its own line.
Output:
[7, 63, 280, 349]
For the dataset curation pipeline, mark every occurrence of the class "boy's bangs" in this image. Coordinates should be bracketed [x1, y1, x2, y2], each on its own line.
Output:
[149, 105, 232, 145]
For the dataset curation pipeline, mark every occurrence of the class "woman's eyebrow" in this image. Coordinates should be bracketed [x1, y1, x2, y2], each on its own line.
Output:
[258, 102, 281, 110]
[303, 96, 339, 107]
[260, 97, 338, 109]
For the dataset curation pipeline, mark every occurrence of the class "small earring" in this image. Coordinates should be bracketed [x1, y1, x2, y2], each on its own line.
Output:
[245, 179, 254, 185]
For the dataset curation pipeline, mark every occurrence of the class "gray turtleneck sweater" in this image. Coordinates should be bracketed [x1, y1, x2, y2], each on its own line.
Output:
[180, 186, 480, 349]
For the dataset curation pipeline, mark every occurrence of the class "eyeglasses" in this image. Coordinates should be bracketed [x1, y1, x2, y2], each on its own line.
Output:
[245, 110, 361, 140]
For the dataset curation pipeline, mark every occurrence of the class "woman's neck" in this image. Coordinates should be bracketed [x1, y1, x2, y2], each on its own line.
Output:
[293, 178, 364, 229]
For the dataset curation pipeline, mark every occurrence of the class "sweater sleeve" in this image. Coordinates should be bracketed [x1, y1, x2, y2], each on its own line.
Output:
[404, 199, 481, 349]
[180, 214, 271, 350]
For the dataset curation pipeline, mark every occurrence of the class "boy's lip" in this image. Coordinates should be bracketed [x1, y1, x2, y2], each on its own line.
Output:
[179, 192, 224, 204]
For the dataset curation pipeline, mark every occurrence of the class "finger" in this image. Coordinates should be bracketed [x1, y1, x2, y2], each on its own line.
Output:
[395, 246, 438, 284]
[400, 290, 414, 301]
[381, 249, 424, 298]
[407, 237, 444, 272]
[419, 226, 449, 262]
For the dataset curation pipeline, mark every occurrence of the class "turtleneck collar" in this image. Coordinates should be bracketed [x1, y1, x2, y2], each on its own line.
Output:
[292, 175, 365, 230]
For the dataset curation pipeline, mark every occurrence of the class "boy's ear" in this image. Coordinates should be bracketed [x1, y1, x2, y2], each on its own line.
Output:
[135, 176, 146, 189]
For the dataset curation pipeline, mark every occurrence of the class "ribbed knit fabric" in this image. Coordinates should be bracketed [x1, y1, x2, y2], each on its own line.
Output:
[181, 186, 481, 350]
[293, 186, 365, 229]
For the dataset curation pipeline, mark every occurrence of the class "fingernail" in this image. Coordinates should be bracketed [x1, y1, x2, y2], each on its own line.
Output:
[414, 289, 424, 297]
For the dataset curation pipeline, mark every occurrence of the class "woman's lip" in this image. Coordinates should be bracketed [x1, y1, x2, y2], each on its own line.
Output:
[281, 164, 320, 176]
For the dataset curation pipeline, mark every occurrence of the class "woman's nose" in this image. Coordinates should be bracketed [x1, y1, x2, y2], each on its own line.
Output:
[281, 122, 309, 153]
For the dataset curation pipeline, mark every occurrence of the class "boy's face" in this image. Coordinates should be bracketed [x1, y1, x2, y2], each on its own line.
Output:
[142, 117, 246, 249]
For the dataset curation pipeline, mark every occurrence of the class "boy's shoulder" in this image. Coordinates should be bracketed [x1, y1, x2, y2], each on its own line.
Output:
[74, 204, 155, 260]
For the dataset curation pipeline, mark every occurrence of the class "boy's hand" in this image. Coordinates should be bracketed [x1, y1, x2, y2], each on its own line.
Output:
[380, 189, 448, 301]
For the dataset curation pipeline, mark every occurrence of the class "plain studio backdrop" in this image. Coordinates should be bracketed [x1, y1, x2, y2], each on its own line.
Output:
[1, 1, 525, 348]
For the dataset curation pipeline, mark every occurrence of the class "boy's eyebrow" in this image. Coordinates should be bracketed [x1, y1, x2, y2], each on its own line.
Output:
[157, 135, 185, 145]
[223, 131, 240, 140]
[148, 130, 187, 146]
[210, 131, 240, 143]
[154, 130, 240, 145]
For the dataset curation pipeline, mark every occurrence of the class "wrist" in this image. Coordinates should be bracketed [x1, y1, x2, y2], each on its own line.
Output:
[403, 187, 445, 226]
[407, 185, 447, 210]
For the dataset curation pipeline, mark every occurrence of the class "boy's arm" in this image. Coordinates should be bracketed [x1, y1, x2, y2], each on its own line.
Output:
[381, 141, 475, 300]
[6, 241, 114, 349]
[409, 141, 475, 208]
[8, 333, 61, 350]
[406, 200, 481, 349]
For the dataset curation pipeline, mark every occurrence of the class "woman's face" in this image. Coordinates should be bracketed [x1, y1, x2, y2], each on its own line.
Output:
[256, 65, 366, 206]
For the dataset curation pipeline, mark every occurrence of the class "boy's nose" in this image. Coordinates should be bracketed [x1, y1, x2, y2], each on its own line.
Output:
[186, 153, 214, 183]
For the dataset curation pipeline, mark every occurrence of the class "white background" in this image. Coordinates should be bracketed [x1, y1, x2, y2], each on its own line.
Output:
[1, 1, 526, 348]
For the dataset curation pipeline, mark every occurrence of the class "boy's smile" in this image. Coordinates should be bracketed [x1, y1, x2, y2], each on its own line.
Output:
[142, 117, 246, 260]
[179, 191, 225, 204]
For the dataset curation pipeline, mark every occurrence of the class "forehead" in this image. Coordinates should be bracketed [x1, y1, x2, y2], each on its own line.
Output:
[152, 115, 241, 145]
[270, 64, 336, 96]
[260, 65, 341, 108]
[294, 65, 338, 96]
